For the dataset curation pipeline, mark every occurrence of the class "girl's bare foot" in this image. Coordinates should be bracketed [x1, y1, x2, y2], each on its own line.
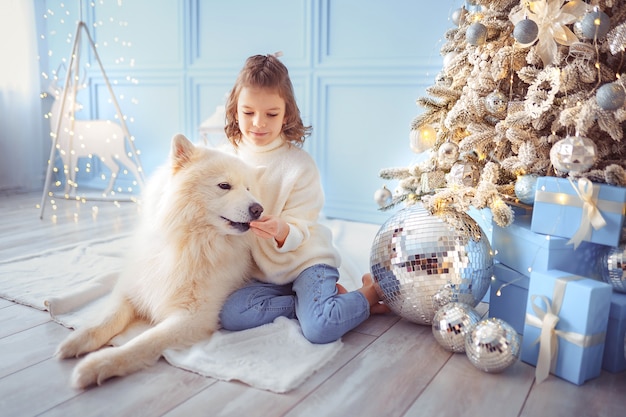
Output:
[358, 273, 391, 314]
[336, 283, 348, 294]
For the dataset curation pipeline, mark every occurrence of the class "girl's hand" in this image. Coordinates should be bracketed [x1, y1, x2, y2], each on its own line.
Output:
[250, 215, 289, 246]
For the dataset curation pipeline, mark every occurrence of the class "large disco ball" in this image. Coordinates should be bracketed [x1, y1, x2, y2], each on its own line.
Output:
[370, 203, 493, 325]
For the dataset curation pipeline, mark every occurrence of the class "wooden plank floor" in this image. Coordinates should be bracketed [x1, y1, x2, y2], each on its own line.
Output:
[0, 191, 624, 417]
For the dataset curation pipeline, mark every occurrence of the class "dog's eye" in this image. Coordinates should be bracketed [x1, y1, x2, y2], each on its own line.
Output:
[218, 183, 231, 190]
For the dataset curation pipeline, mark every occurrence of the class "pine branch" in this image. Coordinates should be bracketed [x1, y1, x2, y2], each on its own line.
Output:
[379, 167, 411, 180]
[425, 85, 462, 101]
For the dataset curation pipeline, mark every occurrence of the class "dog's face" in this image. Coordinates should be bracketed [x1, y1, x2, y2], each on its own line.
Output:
[168, 134, 264, 235]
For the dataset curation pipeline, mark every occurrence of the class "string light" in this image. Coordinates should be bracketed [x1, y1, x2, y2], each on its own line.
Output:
[39, 0, 143, 219]
[495, 275, 526, 297]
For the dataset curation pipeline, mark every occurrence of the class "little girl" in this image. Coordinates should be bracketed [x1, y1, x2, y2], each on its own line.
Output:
[218, 54, 387, 344]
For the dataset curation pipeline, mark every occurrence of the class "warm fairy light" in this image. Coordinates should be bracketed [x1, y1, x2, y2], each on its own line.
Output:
[492, 199, 507, 209]
[40, 1, 143, 216]
[494, 273, 527, 298]
[471, 13, 484, 23]
[410, 124, 437, 153]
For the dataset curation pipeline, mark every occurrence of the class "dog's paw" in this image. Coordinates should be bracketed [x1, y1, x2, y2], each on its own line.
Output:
[70, 349, 118, 389]
[56, 333, 85, 359]
[71, 363, 101, 389]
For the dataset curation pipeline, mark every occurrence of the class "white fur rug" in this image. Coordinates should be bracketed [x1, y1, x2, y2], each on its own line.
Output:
[0, 218, 380, 393]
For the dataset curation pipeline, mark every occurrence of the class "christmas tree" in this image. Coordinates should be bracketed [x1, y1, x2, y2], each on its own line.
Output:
[379, 0, 626, 227]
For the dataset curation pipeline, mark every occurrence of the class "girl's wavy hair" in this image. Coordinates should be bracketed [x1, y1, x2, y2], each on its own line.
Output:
[224, 54, 311, 147]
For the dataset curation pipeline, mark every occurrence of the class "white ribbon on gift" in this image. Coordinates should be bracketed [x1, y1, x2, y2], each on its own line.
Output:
[566, 178, 606, 249]
[525, 275, 606, 383]
[534, 178, 625, 249]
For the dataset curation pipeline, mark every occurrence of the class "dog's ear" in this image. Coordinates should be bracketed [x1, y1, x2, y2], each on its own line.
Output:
[171, 134, 195, 172]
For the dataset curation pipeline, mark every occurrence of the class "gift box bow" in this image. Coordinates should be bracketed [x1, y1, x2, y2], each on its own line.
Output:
[525, 275, 606, 383]
[534, 178, 625, 249]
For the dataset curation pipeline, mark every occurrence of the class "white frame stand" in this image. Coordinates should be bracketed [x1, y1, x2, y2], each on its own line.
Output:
[39, 19, 144, 219]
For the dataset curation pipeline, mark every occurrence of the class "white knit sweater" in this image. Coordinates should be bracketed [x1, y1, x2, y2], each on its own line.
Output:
[228, 137, 341, 285]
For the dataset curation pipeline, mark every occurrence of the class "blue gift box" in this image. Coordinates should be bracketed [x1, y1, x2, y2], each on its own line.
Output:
[602, 291, 626, 373]
[489, 263, 529, 335]
[521, 270, 612, 385]
[531, 177, 626, 248]
[492, 214, 606, 279]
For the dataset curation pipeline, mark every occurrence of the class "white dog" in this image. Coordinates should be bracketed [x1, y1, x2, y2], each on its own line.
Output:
[56, 133, 264, 389]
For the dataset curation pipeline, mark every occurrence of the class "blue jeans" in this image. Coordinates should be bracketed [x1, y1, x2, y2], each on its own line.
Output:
[219, 264, 370, 344]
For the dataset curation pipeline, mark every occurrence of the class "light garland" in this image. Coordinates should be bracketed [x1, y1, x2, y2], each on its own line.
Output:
[38, 0, 141, 220]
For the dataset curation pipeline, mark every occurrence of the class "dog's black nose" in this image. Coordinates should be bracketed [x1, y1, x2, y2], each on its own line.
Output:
[249, 203, 263, 220]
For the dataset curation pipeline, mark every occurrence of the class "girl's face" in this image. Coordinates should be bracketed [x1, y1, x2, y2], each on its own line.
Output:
[237, 86, 286, 147]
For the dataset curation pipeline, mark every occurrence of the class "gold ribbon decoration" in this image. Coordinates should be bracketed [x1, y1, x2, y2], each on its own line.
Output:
[525, 275, 606, 383]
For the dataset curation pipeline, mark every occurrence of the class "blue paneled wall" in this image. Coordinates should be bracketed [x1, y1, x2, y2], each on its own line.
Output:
[35, 0, 460, 224]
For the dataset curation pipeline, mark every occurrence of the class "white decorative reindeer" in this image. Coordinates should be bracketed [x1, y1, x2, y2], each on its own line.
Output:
[47, 78, 144, 196]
